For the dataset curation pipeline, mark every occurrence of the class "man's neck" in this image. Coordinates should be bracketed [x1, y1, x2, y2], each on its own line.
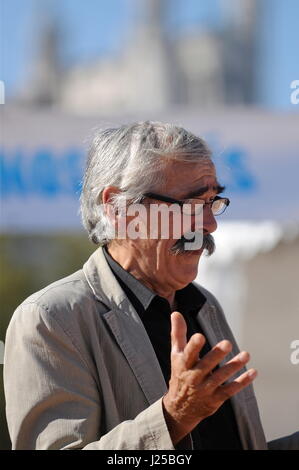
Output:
[106, 244, 177, 310]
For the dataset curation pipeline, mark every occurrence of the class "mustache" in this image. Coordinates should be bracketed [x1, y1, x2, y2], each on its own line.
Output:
[170, 232, 216, 256]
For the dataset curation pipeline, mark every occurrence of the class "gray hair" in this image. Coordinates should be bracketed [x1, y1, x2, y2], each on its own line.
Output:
[80, 121, 212, 245]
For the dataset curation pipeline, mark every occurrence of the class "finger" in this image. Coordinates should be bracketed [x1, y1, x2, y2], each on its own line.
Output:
[184, 333, 206, 369]
[203, 351, 250, 392]
[195, 339, 232, 375]
[170, 311, 187, 354]
[214, 368, 258, 402]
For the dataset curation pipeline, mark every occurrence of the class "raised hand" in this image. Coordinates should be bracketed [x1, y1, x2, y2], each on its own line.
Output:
[162, 311, 257, 445]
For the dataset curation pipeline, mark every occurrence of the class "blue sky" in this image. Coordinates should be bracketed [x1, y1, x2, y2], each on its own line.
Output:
[0, 0, 298, 108]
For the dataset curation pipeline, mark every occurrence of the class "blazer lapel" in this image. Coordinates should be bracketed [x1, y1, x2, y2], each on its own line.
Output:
[83, 247, 167, 405]
[195, 298, 263, 449]
[196, 301, 238, 363]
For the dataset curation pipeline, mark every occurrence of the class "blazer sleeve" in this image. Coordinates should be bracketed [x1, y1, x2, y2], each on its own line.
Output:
[4, 302, 175, 450]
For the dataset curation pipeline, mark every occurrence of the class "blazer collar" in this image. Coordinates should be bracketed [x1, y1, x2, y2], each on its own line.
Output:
[196, 302, 238, 364]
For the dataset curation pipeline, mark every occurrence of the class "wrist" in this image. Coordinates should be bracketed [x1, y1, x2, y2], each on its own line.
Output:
[162, 394, 192, 445]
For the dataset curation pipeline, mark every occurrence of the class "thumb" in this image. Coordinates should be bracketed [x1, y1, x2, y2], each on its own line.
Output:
[170, 311, 187, 354]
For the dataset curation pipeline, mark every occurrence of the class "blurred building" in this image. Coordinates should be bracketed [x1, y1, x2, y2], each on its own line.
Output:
[16, 0, 258, 114]
[17, 12, 63, 107]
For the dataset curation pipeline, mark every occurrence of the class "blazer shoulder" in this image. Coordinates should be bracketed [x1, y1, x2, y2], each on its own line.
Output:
[10, 269, 105, 332]
[6, 269, 109, 361]
[20, 269, 90, 308]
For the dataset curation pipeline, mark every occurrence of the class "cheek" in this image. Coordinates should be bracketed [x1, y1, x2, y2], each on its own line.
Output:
[170, 211, 184, 239]
[148, 212, 183, 241]
[158, 238, 177, 255]
[168, 251, 202, 276]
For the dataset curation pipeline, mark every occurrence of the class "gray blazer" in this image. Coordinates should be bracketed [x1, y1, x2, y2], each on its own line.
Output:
[3, 247, 295, 450]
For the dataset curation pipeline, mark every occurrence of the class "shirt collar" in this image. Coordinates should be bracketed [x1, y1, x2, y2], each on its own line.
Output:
[103, 246, 156, 311]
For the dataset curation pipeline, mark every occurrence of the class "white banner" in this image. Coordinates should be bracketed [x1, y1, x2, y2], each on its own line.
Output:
[1, 107, 298, 232]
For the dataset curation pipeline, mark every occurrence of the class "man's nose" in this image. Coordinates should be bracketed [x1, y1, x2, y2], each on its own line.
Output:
[192, 206, 217, 234]
[203, 206, 217, 234]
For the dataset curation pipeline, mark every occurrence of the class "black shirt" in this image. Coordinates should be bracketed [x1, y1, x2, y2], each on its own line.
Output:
[103, 247, 243, 450]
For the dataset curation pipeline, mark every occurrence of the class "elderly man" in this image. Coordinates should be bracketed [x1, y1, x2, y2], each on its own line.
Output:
[4, 121, 298, 450]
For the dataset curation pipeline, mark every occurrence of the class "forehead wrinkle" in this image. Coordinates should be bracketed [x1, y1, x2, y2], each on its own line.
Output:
[162, 160, 217, 197]
[181, 182, 224, 199]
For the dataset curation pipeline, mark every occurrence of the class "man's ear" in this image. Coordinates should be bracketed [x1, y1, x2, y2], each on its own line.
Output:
[101, 186, 120, 205]
[101, 186, 120, 222]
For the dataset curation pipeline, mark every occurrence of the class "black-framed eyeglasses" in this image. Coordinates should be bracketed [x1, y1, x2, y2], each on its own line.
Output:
[142, 192, 230, 216]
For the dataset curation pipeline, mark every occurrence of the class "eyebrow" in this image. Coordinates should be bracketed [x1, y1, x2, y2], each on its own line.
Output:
[182, 184, 226, 199]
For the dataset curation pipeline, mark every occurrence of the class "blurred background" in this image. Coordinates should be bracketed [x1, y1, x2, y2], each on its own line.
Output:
[0, 0, 298, 450]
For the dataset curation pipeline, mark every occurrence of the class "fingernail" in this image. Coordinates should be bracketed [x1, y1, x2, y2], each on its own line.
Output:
[248, 369, 257, 379]
[219, 340, 231, 353]
[238, 351, 249, 362]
